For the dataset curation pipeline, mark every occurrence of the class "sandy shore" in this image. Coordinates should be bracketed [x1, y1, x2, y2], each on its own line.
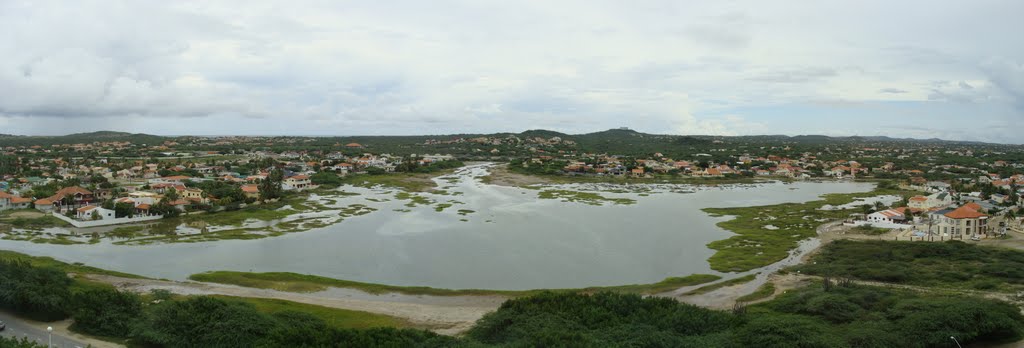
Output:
[479, 163, 553, 187]
[83, 274, 506, 336]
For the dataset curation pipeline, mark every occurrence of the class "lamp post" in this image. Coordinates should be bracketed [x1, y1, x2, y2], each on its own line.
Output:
[950, 336, 962, 348]
[47, 326, 52, 348]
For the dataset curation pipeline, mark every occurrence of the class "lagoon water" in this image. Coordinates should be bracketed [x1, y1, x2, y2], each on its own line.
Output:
[0, 164, 874, 290]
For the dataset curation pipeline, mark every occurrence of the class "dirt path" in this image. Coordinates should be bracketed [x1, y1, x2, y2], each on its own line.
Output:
[83, 274, 506, 336]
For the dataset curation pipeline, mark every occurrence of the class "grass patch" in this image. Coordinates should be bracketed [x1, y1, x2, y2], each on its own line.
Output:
[795, 239, 1024, 292]
[736, 282, 776, 302]
[339, 171, 454, 192]
[0, 249, 146, 279]
[684, 274, 757, 295]
[3, 215, 72, 228]
[537, 189, 636, 206]
[189, 271, 725, 297]
[703, 185, 917, 272]
[213, 296, 412, 329]
[579, 274, 722, 295]
[850, 224, 890, 235]
[189, 271, 528, 296]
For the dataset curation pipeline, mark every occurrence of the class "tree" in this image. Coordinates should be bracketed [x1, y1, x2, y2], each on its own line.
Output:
[132, 297, 275, 347]
[861, 204, 873, 215]
[0, 260, 73, 321]
[70, 287, 142, 337]
[310, 172, 342, 187]
[114, 202, 134, 218]
[164, 187, 179, 202]
[259, 168, 283, 201]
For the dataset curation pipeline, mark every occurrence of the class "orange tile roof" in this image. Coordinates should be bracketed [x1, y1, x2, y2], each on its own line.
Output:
[944, 205, 987, 219]
[10, 197, 32, 204]
[136, 204, 151, 210]
[909, 196, 928, 202]
[161, 175, 191, 181]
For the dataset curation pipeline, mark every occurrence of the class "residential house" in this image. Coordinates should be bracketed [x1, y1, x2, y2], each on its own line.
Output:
[241, 184, 260, 199]
[76, 205, 115, 220]
[34, 186, 94, 212]
[867, 209, 907, 224]
[283, 175, 313, 191]
[924, 192, 954, 209]
[181, 188, 207, 204]
[929, 203, 989, 237]
[908, 196, 929, 210]
[0, 191, 32, 211]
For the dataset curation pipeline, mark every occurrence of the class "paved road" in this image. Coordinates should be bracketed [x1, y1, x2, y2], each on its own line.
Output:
[0, 311, 89, 348]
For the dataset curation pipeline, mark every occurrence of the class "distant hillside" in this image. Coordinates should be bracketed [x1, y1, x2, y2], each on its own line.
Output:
[0, 131, 167, 146]
[518, 129, 569, 138]
[0, 128, 1010, 151]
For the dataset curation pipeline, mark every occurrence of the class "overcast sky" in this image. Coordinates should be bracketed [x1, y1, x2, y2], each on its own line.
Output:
[1, 1, 1023, 143]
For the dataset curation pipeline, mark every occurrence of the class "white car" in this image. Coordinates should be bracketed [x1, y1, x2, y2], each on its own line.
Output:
[0, 320, 5, 331]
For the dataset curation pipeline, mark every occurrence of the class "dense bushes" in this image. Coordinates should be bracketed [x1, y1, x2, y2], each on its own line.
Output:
[1, 259, 1022, 348]
[132, 296, 459, 348]
[0, 260, 72, 320]
[70, 287, 143, 337]
[796, 240, 1024, 290]
[0, 336, 45, 348]
[470, 288, 1023, 348]
[470, 292, 737, 347]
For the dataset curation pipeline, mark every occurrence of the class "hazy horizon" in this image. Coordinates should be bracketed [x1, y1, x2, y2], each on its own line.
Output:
[2, 1, 1022, 142]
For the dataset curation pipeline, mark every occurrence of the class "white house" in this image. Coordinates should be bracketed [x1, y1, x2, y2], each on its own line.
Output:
[76, 205, 116, 220]
[867, 209, 907, 224]
[0, 191, 32, 211]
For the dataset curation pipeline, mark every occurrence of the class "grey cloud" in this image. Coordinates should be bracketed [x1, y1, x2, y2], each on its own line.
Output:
[747, 68, 838, 83]
[980, 58, 1024, 110]
[879, 88, 908, 94]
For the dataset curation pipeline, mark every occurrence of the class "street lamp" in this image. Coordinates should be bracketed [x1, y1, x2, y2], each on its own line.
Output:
[950, 336, 962, 348]
[47, 326, 52, 348]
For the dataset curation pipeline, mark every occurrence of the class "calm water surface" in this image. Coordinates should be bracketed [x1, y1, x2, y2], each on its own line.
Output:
[0, 164, 874, 290]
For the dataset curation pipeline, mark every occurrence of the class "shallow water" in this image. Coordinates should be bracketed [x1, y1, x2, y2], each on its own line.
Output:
[0, 164, 874, 290]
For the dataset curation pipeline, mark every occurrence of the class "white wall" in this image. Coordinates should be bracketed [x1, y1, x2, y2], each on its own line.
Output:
[52, 212, 163, 228]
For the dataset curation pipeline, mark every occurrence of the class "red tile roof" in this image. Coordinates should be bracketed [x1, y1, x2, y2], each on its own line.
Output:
[944, 205, 987, 219]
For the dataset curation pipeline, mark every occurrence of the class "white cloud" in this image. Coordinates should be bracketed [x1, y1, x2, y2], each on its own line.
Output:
[0, 0, 1021, 140]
